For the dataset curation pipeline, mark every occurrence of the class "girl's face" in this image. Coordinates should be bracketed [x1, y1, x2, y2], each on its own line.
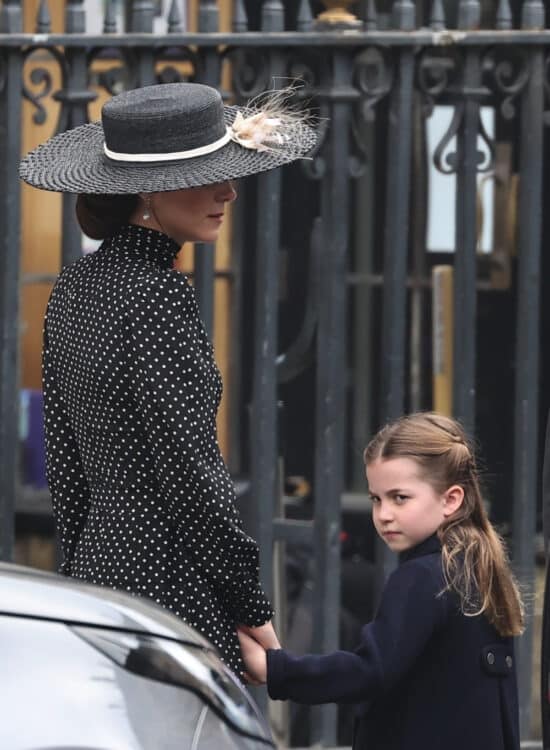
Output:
[366, 457, 463, 552]
[133, 181, 238, 245]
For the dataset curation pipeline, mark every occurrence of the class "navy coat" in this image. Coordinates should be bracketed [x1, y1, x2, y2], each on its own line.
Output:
[267, 535, 519, 750]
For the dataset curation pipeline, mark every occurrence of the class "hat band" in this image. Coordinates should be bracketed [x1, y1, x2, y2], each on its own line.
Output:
[104, 127, 232, 163]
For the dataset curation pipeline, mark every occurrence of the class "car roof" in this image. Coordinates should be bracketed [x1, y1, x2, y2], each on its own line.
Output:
[0, 562, 210, 647]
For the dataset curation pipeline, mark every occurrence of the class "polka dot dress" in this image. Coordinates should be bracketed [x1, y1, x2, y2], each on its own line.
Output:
[42, 223, 273, 675]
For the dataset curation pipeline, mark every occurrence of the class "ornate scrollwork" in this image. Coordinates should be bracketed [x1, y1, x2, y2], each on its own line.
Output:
[284, 49, 326, 180]
[155, 45, 199, 84]
[476, 112, 495, 173]
[225, 45, 326, 178]
[89, 43, 199, 97]
[22, 45, 68, 127]
[156, 64, 186, 84]
[424, 47, 496, 177]
[87, 46, 138, 97]
[353, 46, 393, 123]
[432, 104, 494, 176]
[227, 47, 273, 102]
[417, 47, 460, 116]
[432, 102, 464, 175]
[482, 47, 529, 120]
[333, 47, 393, 180]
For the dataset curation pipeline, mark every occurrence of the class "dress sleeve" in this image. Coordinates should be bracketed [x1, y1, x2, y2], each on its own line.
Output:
[43, 300, 92, 576]
[267, 557, 449, 704]
[125, 272, 273, 626]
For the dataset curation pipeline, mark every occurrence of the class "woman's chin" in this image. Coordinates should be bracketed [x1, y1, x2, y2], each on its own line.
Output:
[178, 231, 221, 245]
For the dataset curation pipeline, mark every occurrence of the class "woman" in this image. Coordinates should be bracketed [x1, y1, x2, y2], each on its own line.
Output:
[19, 82, 316, 675]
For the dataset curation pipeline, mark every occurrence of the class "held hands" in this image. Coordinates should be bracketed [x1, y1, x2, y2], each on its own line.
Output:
[237, 621, 280, 684]
[237, 628, 269, 684]
[238, 621, 281, 650]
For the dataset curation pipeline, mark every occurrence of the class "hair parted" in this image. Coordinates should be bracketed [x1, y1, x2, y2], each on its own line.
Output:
[364, 411, 524, 637]
[76, 193, 138, 240]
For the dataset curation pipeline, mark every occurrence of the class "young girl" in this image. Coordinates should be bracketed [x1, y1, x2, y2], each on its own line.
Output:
[238, 412, 523, 749]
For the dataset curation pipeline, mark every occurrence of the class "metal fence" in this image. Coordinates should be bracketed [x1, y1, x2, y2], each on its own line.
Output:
[0, 0, 548, 744]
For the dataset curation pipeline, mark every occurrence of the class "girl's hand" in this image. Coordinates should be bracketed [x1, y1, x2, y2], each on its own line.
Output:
[237, 628, 269, 684]
[238, 620, 281, 650]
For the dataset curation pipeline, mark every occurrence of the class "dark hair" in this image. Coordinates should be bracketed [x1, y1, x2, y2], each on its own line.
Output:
[364, 412, 524, 637]
[76, 193, 139, 240]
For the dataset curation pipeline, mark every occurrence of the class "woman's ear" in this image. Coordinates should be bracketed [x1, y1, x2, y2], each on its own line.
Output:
[442, 485, 464, 517]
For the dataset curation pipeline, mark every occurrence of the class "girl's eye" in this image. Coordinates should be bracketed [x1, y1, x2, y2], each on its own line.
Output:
[395, 495, 409, 504]
[369, 495, 380, 505]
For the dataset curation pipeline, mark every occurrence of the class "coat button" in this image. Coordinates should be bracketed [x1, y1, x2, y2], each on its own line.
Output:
[506, 656, 513, 668]
[487, 652, 495, 665]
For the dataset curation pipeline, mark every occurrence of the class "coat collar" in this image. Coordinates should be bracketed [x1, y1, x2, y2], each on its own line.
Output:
[106, 223, 181, 269]
[399, 533, 441, 564]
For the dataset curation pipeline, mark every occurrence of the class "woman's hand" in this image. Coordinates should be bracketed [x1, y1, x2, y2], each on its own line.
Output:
[238, 621, 281, 650]
[237, 628, 269, 684]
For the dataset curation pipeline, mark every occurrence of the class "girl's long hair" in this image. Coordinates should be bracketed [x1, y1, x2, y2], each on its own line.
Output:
[364, 412, 524, 637]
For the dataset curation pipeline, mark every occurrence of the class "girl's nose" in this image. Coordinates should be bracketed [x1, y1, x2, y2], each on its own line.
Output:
[377, 500, 394, 522]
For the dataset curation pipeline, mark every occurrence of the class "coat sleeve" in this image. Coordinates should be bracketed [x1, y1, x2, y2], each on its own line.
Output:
[267, 557, 449, 704]
[125, 273, 273, 626]
[43, 297, 92, 575]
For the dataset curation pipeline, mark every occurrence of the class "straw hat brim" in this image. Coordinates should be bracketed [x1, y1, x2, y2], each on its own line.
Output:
[19, 106, 317, 194]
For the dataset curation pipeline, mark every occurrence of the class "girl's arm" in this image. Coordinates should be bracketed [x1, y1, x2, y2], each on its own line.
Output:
[263, 557, 449, 705]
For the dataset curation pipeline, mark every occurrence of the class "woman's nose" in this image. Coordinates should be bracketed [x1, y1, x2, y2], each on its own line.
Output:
[217, 180, 237, 203]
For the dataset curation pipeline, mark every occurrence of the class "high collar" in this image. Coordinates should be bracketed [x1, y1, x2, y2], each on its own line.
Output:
[399, 533, 441, 565]
[106, 223, 181, 270]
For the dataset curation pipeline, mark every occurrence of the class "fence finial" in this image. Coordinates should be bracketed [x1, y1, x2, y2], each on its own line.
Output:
[521, 0, 545, 30]
[130, 0, 154, 33]
[496, 0, 512, 29]
[262, 0, 285, 32]
[0, 0, 22, 34]
[430, 0, 446, 30]
[65, 0, 85, 34]
[457, 0, 480, 29]
[233, 0, 248, 32]
[392, 0, 415, 31]
[297, 0, 313, 31]
[36, 0, 51, 33]
[103, 0, 117, 33]
[365, 0, 378, 30]
[168, 0, 183, 33]
[199, 0, 219, 33]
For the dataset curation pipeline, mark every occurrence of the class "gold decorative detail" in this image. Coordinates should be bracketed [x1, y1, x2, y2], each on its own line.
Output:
[317, 0, 359, 25]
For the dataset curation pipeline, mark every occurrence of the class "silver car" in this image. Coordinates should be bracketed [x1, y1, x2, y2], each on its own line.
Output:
[0, 562, 274, 750]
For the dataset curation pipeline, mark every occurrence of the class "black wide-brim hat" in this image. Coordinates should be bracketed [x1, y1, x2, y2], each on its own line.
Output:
[19, 82, 317, 194]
